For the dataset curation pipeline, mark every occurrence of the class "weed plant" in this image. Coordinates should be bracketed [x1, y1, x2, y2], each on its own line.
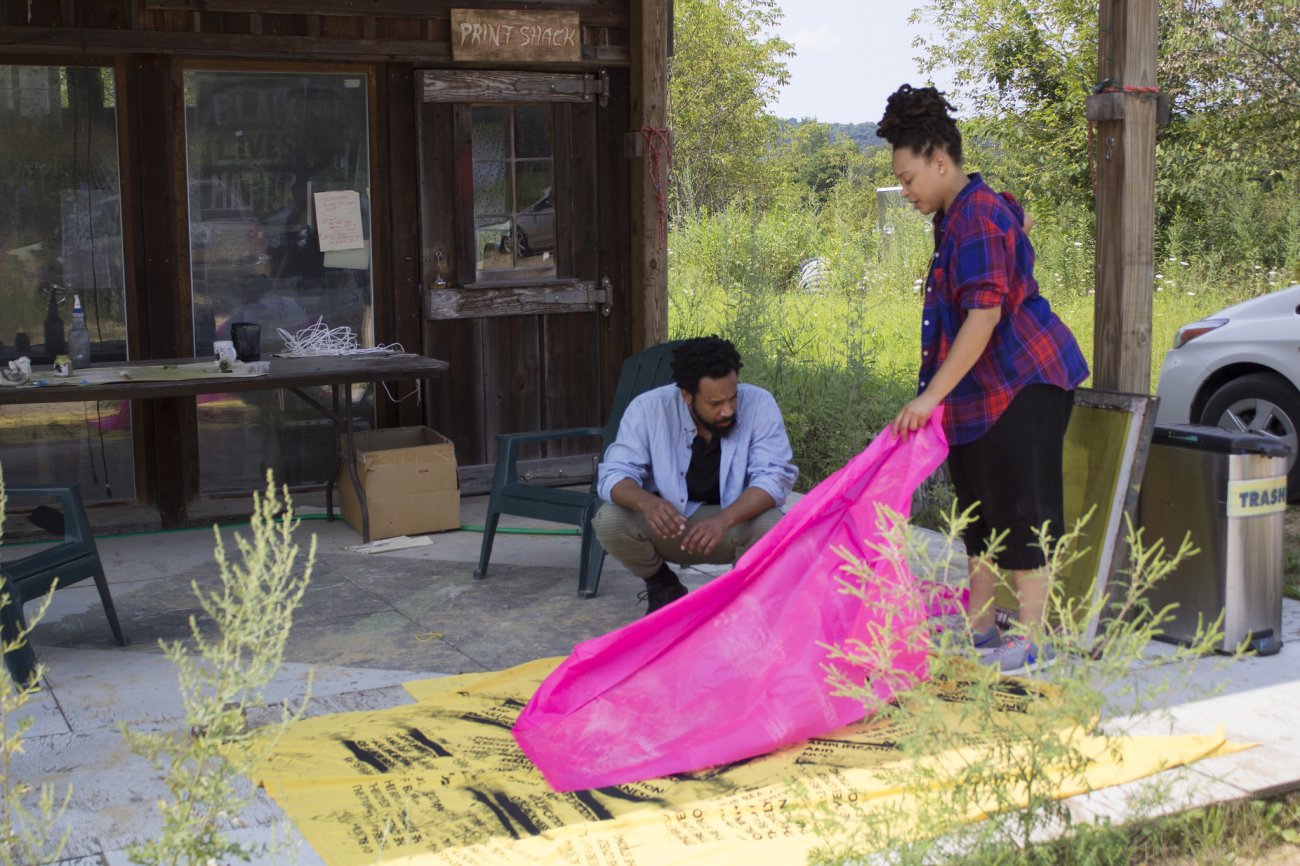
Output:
[806, 506, 1237, 865]
[123, 472, 315, 866]
[0, 469, 71, 866]
[926, 791, 1300, 865]
[0, 591, 67, 866]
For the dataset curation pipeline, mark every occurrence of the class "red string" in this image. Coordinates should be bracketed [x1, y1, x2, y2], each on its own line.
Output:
[635, 127, 673, 249]
[1099, 84, 1161, 95]
[1087, 83, 1162, 199]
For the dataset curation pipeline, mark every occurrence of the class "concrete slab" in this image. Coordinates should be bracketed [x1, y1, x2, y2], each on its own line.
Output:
[4, 492, 1298, 864]
[1065, 764, 1251, 826]
[28, 645, 427, 733]
[7, 680, 68, 739]
[17, 725, 299, 861]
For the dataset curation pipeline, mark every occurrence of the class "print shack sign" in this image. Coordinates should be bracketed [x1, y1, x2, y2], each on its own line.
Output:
[450, 9, 581, 62]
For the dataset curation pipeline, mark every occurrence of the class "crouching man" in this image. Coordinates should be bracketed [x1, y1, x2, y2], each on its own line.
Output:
[594, 337, 799, 616]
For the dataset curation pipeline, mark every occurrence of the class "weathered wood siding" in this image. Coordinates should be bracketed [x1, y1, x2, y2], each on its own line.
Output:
[0, 2, 630, 64]
[417, 71, 633, 466]
[0, 0, 642, 505]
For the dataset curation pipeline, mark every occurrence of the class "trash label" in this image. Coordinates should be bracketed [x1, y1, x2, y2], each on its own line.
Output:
[1227, 476, 1289, 517]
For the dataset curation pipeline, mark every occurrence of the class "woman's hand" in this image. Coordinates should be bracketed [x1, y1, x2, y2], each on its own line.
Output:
[891, 391, 941, 443]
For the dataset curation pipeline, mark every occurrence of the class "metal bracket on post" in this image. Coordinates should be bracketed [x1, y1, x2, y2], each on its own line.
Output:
[598, 277, 614, 317]
[597, 68, 609, 107]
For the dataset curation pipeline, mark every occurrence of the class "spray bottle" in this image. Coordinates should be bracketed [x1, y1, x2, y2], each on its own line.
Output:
[68, 294, 91, 369]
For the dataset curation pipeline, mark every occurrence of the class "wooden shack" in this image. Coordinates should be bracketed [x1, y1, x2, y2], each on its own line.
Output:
[0, 1, 670, 526]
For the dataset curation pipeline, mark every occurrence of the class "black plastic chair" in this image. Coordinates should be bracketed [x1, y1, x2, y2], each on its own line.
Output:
[474, 341, 684, 597]
[1, 484, 128, 685]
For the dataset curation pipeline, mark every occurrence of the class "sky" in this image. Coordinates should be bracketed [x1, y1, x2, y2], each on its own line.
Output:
[766, 0, 955, 125]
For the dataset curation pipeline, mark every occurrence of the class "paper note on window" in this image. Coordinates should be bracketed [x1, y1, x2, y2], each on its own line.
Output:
[314, 190, 365, 252]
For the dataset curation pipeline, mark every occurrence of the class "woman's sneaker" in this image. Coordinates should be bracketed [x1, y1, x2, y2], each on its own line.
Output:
[971, 625, 1002, 651]
[979, 635, 1057, 674]
[930, 613, 1001, 651]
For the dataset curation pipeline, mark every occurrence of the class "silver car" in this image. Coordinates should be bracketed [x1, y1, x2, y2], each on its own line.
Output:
[1154, 283, 1300, 501]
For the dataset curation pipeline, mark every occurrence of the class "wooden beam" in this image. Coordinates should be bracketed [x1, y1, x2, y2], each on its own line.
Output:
[0, 24, 630, 65]
[1092, 0, 1157, 394]
[457, 454, 595, 496]
[128, 52, 193, 527]
[141, 0, 627, 29]
[421, 69, 606, 104]
[628, 0, 669, 352]
[425, 281, 608, 320]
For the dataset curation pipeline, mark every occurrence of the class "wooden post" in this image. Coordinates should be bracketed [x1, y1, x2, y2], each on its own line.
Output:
[629, 0, 669, 352]
[1089, 0, 1158, 394]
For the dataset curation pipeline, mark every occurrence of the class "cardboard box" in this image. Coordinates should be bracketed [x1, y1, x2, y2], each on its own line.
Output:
[337, 427, 460, 539]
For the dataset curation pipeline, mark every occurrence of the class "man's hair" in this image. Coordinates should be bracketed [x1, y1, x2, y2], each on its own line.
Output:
[670, 336, 742, 395]
[876, 83, 963, 165]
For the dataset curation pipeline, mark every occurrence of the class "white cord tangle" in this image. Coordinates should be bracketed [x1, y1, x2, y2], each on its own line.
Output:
[276, 319, 405, 357]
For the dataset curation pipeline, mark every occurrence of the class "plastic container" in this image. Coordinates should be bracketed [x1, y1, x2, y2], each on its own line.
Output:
[1137, 423, 1288, 655]
[67, 295, 91, 369]
[230, 322, 261, 362]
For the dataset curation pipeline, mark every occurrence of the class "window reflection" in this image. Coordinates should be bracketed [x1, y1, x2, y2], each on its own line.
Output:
[0, 64, 134, 501]
[472, 104, 556, 277]
[184, 70, 374, 493]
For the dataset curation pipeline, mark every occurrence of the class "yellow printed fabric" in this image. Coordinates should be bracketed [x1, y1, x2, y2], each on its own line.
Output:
[250, 658, 1247, 866]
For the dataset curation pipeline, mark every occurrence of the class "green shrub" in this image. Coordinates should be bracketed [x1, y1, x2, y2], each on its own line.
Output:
[1, 470, 71, 866]
[123, 472, 315, 866]
[806, 508, 1238, 865]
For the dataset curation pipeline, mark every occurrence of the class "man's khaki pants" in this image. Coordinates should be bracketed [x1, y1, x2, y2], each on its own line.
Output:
[592, 502, 783, 578]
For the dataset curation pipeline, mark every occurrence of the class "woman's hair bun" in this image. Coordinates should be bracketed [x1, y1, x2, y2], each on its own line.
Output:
[877, 83, 963, 163]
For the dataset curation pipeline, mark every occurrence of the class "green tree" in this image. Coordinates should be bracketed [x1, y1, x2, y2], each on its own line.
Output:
[771, 120, 871, 202]
[1158, 1, 1300, 272]
[913, 0, 1300, 276]
[911, 0, 1096, 208]
[668, 0, 794, 216]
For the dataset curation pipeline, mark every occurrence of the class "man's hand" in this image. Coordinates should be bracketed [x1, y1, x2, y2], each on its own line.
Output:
[639, 496, 687, 538]
[679, 512, 730, 555]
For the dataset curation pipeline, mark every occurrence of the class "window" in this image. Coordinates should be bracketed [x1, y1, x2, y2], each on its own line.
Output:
[472, 104, 557, 279]
[184, 69, 374, 492]
[0, 64, 134, 501]
[421, 69, 605, 290]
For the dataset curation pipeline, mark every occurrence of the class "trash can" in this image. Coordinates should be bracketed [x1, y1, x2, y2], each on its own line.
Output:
[1136, 424, 1289, 655]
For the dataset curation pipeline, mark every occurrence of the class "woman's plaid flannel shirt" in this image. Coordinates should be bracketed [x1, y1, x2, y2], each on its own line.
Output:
[918, 174, 1089, 445]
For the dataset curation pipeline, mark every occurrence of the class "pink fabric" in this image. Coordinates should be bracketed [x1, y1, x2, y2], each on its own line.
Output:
[513, 415, 950, 791]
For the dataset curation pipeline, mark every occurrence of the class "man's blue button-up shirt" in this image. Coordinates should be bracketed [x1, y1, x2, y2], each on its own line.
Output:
[597, 383, 799, 516]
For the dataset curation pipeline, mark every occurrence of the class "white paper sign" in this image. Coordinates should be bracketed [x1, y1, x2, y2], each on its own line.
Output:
[313, 190, 365, 252]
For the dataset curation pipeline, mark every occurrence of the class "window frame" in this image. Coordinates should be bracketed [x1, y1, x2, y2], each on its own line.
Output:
[422, 69, 601, 290]
[464, 101, 564, 285]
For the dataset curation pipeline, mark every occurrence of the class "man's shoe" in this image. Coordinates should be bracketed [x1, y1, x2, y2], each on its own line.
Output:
[637, 566, 688, 616]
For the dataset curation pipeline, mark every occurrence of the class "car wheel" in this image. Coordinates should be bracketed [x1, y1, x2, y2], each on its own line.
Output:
[1199, 372, 1300, 502]
[513, 226, 531, 257]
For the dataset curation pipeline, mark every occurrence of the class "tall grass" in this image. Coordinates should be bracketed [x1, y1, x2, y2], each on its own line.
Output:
[668, 183, 1277, 510]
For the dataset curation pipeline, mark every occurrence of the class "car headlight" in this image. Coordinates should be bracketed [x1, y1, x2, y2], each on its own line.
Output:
[1172, 318, 1228, 349]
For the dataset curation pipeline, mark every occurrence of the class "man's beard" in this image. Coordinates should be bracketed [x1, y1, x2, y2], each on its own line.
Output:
[691, 400, 736, 439]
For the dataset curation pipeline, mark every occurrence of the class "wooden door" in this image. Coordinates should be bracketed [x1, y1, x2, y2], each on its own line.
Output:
[417, 68, 632, 479]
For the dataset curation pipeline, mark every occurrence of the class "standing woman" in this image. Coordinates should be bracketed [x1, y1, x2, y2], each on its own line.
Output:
[878, 84, 1089, 672]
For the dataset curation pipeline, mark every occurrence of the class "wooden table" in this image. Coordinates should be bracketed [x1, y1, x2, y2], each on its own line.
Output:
[0, 354, 450, 541]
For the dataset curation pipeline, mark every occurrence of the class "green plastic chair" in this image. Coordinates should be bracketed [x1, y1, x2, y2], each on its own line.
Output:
[474, 341, 684, 597]
[1, 484, 128, 685]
